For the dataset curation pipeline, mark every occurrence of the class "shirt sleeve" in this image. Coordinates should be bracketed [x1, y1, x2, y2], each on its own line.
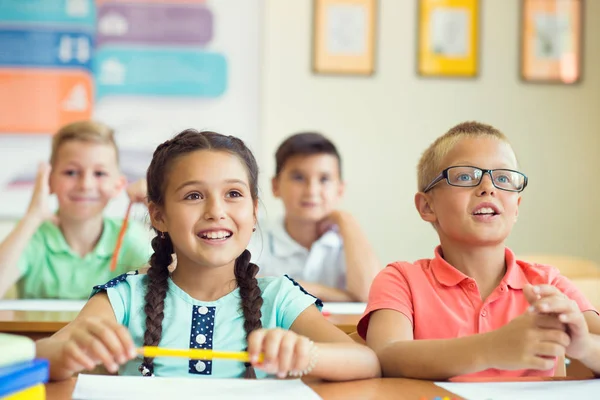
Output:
[17, 226, 43, 278]
[116, 220, 152, 275]
[357, 263, 414, 340]
[551, 273, 598, 315]
[90, 272, 138, 326]
[269, 276, 323, 329]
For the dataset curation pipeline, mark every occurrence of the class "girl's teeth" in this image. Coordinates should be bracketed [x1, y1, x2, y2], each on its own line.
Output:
[202, 231, 231, 239]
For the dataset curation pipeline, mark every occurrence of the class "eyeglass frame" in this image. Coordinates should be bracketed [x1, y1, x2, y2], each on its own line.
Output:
[422, 166, 528, 193]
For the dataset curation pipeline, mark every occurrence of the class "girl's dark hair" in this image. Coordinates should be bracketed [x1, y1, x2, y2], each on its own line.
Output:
[140, 129, 263, 378]
[274, 132, 342, 178]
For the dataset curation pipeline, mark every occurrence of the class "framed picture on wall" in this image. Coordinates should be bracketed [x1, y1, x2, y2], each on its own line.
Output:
[312, 0, 377, 76]
[417, 0, 479, 78]
[520, 0, 583, 84]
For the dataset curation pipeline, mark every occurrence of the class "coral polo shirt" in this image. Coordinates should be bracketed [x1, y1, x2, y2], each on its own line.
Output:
[358, 246, 597, 378]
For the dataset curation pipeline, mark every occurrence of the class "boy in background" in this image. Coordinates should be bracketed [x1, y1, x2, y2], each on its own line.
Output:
[0, 121, 150, 299]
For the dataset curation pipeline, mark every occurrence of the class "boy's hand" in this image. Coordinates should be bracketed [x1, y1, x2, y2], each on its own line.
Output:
[317, 210, 347, 236]
[126, 179, 148, 205]
[247, 328, 314, 378]
[484, 310, 570, 371]
[55, 317, 137, 376]
[527, 284, 593, 360]
[26, 162, 57, 224]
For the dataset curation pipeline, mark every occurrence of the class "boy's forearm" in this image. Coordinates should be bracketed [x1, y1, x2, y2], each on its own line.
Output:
[298, 281, 354, 302]
[0, 214, 42, 295]
[579, 335, 600, 376]
[376, 333, 492, 380]
[336, 214, 381, 302]
[310, 342, 381, 380]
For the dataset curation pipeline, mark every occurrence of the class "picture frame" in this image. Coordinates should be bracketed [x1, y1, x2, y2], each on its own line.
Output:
[417, 0, 479, 78]
[312, 0, 377, 76]
[520, 0, 583, 84]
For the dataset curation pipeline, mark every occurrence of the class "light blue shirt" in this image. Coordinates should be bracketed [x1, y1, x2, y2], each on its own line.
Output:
[249, 218, 346, 289]
[92, 271, 322, 378]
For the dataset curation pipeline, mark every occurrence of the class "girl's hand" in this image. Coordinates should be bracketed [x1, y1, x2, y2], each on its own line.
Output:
[247, 328, 315, 378]
[54, 317, 137, 376]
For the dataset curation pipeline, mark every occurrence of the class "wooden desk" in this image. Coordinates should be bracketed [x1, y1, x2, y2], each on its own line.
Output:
[0, 310, 361, 340]
[45, 377, 465, 400]
[0, 310, 79, 340]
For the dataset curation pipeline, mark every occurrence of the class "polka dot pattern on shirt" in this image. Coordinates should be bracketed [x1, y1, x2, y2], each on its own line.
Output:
[92, 270, 139, 293]
[188, 305, 216, 375]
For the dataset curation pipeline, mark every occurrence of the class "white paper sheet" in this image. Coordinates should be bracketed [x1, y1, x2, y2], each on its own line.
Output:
[321, 302, 366, 315]
[436, 380, 600, 400]
[73, 374, 321, 400]
[0, 299, 85, 311]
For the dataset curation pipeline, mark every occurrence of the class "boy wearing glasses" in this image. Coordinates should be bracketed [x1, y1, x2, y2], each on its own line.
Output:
[357, 121, 600, 379]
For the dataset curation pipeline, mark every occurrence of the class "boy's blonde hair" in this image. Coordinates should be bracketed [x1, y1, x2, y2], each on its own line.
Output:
[50, 120, 118, 165]
[417, 121, 512, 192]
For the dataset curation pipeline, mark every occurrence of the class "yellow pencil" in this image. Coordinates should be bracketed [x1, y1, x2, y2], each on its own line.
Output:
[137, 346, 264, 363]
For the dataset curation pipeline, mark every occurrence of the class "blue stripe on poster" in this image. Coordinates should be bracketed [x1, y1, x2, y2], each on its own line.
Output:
[94, 47, 227, 99]
[0, 0, 96, 27]
[0, 28, 93, 70]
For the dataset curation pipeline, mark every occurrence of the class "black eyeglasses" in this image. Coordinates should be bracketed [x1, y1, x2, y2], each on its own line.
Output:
[423, 166, 528, 193]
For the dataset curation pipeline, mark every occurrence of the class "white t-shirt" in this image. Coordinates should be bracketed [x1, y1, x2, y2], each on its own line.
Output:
[248, 219, 346, 289]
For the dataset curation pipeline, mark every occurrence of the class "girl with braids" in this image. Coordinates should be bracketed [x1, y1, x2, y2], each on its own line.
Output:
[37, 129, 380, 382]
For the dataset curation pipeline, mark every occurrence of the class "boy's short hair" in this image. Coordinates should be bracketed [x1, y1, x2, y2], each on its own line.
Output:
[50, 120, 118, 165]
[417, 121, 513, 192]
[275, 132, 342, 177]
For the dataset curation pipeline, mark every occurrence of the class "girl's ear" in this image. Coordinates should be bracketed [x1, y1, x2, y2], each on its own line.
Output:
[149, 202, 168, 232]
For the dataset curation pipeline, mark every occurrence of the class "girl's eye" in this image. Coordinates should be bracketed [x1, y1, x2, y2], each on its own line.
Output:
[94, 171, 108, 177]
[64, 170, 77, 176]
[227, 191, 242, 198]
[185, 192, 202, 200]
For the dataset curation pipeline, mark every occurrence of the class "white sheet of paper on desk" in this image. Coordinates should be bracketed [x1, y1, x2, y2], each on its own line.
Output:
[321, 302, 366, 315]
[73, 374, 322, 400]
[0, 299, 85, 311]
[436, 380, 600, 400]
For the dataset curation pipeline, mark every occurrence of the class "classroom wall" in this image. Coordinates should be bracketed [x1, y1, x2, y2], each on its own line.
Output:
[258, 0, 600, 265]
[0, 0, 598, 268]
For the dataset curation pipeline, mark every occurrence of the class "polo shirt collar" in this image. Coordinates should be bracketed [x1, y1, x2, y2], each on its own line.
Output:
[270, 218, 342, 258]
[45, 219, 113, 258]
[431, 246, 527, 289]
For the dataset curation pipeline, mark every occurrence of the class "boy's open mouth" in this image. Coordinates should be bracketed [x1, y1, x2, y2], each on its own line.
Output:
[472, 207, 498, 216]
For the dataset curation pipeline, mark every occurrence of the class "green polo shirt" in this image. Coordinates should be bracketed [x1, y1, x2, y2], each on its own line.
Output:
[16, 218, 152, 299]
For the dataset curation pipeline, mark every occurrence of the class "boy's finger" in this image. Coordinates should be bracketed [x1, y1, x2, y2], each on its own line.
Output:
[531, 285, 564, 297]
[523, 284, 540, 305]
[533, 313, 565, 330]
[535, 296, 577, 314]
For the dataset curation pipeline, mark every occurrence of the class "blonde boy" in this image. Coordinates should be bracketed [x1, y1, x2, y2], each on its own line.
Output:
[0, 121, 150, 299]
[358, 121, 600, 379]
